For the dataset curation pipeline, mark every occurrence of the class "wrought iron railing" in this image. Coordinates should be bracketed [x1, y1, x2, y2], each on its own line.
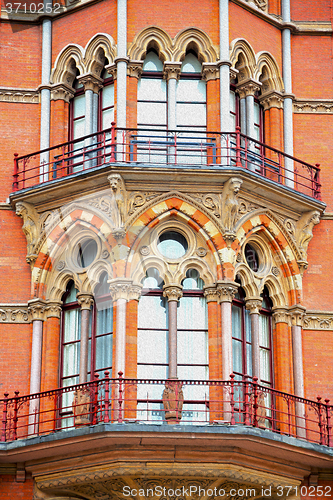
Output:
[1, 373, 331, 446]
[12, 124, 321, 200]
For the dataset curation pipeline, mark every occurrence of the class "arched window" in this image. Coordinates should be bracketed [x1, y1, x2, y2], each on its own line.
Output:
[60, 272, 113, 389]
[176, 52, 206, 133]
[98, 68, 115, 132]
[232, 286, 273, 386]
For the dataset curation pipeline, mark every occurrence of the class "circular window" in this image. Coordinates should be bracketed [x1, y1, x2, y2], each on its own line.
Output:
[157, 231, 188, 259]
[76, 238, 98, 268]
[245, 243, 260, 272]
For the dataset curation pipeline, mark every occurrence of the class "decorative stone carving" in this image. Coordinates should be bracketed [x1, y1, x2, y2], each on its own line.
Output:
[88, 195, 114, 218]
[108, 279, 133, 301]
[259, 91, 284, 110]
[128, 191, 159, 216]
[217, 281, 239, 303]
[294, 100, 333, 114]
[102, 249, 110, 259]
[28, 298, 48, 321]
[56, 260, 66, 271]
[163, 61, 182, 81]
[15, 202, 41, 267]
[221, 177, 243, 245]
[50, 83, 75, 102]
[271, 266, 280, 276]
[105, 62, 117, 80]
[203, 286, 219, 303]
[229, 67, 239, 81]
[0, 88, 39, 103]
[162, 379, 184, 423]
[295, 210, 320, 261]
[108, 173, 127, 228]
[0, 305, 31, 323]
[45, 301, 62, 319]
[73, 388, 91, 426]
[245, 298, 262, 315]
[77, 74, 103, 93]
[163, 285, 183, 302]
[289, 305, 306, 327]
[128, 284, 143, 301]
[196, 247, 207, 257]
[272, 307, 290, 325]
[201, 62, 219, 81]
[236, 79, 261, 99]
[77, 293, 94, 310]
[303, 312, 333, 330]
[243, 0, 267, 11]
[127, 60, 144, 79]
[140, 245, 150, 256]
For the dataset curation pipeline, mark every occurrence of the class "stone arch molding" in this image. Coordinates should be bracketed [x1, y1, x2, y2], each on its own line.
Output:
[51, 33, 116, 87]
[229, 38, 284, 92]
[128, 26, 218, 63]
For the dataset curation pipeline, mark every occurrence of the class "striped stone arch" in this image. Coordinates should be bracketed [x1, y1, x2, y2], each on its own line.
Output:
[50, 44, 85, 87]
[128, 26, 173, 62]
[233, 212, 302, 306]
[84, 33, 117, 76]
[31, 208, 121, 300]
[124, 196, 228, 281]
[229, 38, 256, 81]
[172, 28, 219, 63]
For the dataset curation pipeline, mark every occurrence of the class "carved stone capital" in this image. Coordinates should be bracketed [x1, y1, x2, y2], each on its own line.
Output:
[272, 306, 290, 325]
[108, 279, 133, 301]
[163, 285, 183, 302]
[127, 60, 144, 79]
[45, 301, 63, 319]
[77, 74, 103, 93]
[217, 281, 239, 303]
[201, 63, 219, 81]
[289, 305, 306, 327]
[230, 67, 239, 81]
[245, 298, 263, 315]
[28, 298, 48, 321]
[50, 83, 75, 102]
[128, 283, 143, 301]
[105, 63, 117, 80]
[76, 293, 94, 310]
[259, 90, 284, 110]
[163, 62, 182, 81]
[203, 285, 219, 303]
[236, 79, 261, 99]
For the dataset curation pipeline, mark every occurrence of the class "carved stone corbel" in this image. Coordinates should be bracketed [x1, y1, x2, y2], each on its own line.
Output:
[105, 62, 117, 80]
[295, 210, 320, 262]
[45, 301, 63, 319]
[108, 173, 127, 229]
[15, 201, 42, 268]
[221, 177, 243, 246]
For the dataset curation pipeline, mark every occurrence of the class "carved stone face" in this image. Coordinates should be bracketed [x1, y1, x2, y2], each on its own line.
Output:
[15, 203, 25, 217]
[312, 212, 320, 224]
[110, 177, 119, 191]
[232, 181, 241, 194]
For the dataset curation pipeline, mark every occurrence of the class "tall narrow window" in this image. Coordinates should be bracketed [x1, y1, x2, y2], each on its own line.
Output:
[99, 69, 115, 132]
[61, 281, 81, 389]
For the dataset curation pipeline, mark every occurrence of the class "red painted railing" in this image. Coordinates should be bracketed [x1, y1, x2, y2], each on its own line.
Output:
[12, 124, 321, 200]
[1, 373, 331, 447]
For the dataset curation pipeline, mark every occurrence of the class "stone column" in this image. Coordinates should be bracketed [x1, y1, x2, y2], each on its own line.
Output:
[245, 298, 263, 381]
[116, 0, 128, 143]
[217, 281, 238, 380]
[76, 293, 94, 384]
[236, 79, 261, 138]
[290, 305, 306, 438]
[164, 62, 182, 131]
[282, 0, 294, 187]
[163, 285, 183, 378]
[27, 299, 47, 434]
[218, 0, 230, 132]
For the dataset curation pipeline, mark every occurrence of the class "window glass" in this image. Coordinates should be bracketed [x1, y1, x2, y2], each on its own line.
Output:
[142, 51, 164, 71]
[177, 80, 206, 102]
[181, 53, 202, 73]
[176, 103, 207, 128]
[137, 102, 167, 126]
[73, 94, 85, 119]
[138, 78, 167, 101]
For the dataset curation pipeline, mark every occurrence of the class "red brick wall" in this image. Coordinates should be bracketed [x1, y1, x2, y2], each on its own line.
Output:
[0, 475, 33, 500]
[303, 329, 333, 401]
[0, 324, 31, 397]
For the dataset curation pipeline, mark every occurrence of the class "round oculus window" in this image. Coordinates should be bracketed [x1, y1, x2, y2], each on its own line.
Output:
[76, 238, 98, 268]
[157, 231, 188, 259]
[245, 243, 260, 272]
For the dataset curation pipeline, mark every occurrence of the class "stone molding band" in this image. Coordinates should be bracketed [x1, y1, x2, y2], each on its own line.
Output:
[0, 88, 40, 104]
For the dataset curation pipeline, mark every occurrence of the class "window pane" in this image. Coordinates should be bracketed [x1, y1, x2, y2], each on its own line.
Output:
[143, 52, 164, 72]
[102, 84, 114, 108]
[138, 78, 166, 101]
[96, 306, 113, 335]
[102, 108, 114, 130]
[178, 296, 207, 330]
[62, 343, 80, 379]
[63, 308, 81, 342]
[138, 295, 167, 328]
[137, 102, 167, 126]
[177, 80, 206, 102]
[137, 329, 168, 364]
[254, 102, 260, 123]
[232, 338, 243, 374]
[176, 103, 206, 127]
[73, 94, 85, 119]
[232, 305, 242, 339]
[245, 308, 251, 343]
[259, 314, 270, 348]
[73, 117, 85, 140]
[260, 348, 271, 383]
[181, 53, 202, 73]
[95, 334, 113, 373]
[177, 330, 208, 365]
[230, 91, 236, 112]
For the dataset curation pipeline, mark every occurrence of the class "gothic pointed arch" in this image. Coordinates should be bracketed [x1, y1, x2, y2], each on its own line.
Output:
[229, 38, 256, 82]
[172, 28, 218, 63]
[128, 26, 173, 62]
[84, 33, 117, 76]
[50, 44, 85, 87]
[255, 51, 284, 93]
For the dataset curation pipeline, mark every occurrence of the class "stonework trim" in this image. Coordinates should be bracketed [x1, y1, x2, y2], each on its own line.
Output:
[0, 304, 31, 323]
[0, 88, 40, 104]
[294, 100, 333, 113]
[303, 311, 333, 331]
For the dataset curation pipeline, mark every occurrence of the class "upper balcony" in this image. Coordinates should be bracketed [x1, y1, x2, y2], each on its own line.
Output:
[10, 124, 323, 213]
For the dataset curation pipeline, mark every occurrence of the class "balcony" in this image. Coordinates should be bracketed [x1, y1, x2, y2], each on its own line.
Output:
[12, 124, 321, 201]
[1, 373, 332, 448]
